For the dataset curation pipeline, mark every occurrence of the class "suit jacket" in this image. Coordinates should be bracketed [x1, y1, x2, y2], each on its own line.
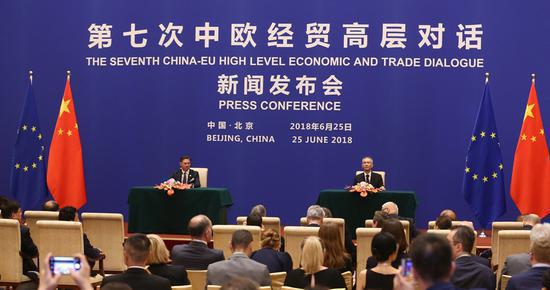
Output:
[171, 241, 224, 270]
[426, 282, 459, 290]
[251, 248, 293, 273]
[101, 267, 171, 290]
[470, 254, 491, 269]
[170, 168, 201, 188]
[353, 171, 384, 188]
[207, 252, 271, 286]
[451, 255, 495, 290]
[506, 265, 550, 290]
[83, 233, 102, 268]
[502, 253, 531, 276]
[20, 225, 38, 273]
[148, 263, 190, 286]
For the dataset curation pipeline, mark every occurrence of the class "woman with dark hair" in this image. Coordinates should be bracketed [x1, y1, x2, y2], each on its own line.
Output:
[250, 229, 293, 273]
[366, 218, 408, 269]
[318, 222, 353, 273]
[357, 232, 399, 290]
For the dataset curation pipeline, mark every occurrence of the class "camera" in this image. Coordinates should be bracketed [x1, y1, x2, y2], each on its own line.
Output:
[49, 256, 81, 275]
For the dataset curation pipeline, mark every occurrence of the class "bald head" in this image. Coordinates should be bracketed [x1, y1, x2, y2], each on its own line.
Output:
[382, 202, 398, 215]
[523, 214, 540, 227]
[188, 214, 212, 241]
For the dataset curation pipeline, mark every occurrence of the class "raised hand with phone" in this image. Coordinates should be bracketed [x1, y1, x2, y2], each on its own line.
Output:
[38, 253, 93, 290]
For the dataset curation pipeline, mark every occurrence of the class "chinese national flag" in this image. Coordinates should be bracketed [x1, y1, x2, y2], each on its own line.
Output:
[47, 79, 87, 209]
[510, 82, 550, 218]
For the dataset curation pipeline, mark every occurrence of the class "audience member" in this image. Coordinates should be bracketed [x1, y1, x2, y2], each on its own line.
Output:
[506, 224, 550, 290]
[42, 200, 59, 211]
[318, 222, 352, 273]
[381, 202, 418, 239]
[146, 234, 189, 286]
[306, 205, 325, 226]
[542, 269, 550, 290]
[246, 213, 263, 227]
[250, 204, 267, 217]
[38, 253, 93, 290]
[502, 222, 550, 277]
[322, 207, 333, 218]
[522, 214, 541, 230]
[250, 229, 292, 273]
[367, 218, 408, 270]
[447, 226, 494, 289]
[357, 232, 399, 290]
[171, 214, 224, 269]
[394, 234, 458, 290]
[373, 210, 389, 228]
[207, 230, 271, 286]
[100, 282, 132, 290]
[440, 209, 457, 221]
[58, 206, 104, 268]
[101, 234, 171, 290]
[284, 236, 346, 289]
[1, 198, 38, 279]
[435, 215, 452, 230]
[221, 277, 259, 290]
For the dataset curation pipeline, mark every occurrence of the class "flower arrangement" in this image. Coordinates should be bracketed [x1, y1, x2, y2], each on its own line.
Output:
[347, 181, 380, 197]
[154, 178, 191, 196]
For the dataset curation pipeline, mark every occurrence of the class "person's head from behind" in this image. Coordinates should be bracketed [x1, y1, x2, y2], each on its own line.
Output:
[42, 200, 59, 211]
[261, 229, 281, 250]
[371, 232, 398, 263]
[318, 222, 348, 268]
[188, 214, 212, 241]
[0, 195, 10, 210]
[410, 234, 454, 285]
[381, 202, 398, 215]
[1, 199, 22, 223]
[530, 223, 550, 265]
[381, 218, 407, 253]
[58, 206, 78, 221]
[250, 204, 266, 217]
[101, 282, 132, 290]
[123, 233, 151, 266]
[373, 210, 389, 228]
[221, 277, 259, 290]
[439, 209, 457, 221]
[435, 215, 452, 230]
[300, 236, 324, 275]
[523, 214, 541, 228]
[306, 205, 325, 225]
[447, 226, 474, 259]
[231, 229, 254, 256]
[321, 207, 333, 218]
[246, 213, 262, 227]
[146, 234, 170, 265]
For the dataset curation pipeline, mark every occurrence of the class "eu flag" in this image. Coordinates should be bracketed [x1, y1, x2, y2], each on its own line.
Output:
[462, 82, 506, 228]
[9, 83, 49, 210]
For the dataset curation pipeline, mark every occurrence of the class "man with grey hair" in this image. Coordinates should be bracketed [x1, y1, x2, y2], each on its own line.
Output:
[506, 223, 550, 290]
[353, 156, 385, 190]
[502, 222, 550, 277]
[250, 204, 266, 217]
[306, 205, 325, 226]
[381, 202, 418, 239]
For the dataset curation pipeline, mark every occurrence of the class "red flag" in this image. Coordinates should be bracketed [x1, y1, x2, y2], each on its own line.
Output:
[510, 82, 550, 217]
[47, 79, 87, 209]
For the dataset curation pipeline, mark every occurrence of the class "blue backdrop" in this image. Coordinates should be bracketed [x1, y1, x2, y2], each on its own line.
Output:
[1, 0, 549, 228]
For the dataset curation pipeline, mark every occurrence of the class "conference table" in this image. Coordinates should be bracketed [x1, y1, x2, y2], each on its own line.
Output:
[128, 187, 233, 235]
[316, 189, 418, 238]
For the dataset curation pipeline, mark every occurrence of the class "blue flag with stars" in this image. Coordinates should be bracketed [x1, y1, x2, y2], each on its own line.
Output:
[9, 83, 49, 210]
[462, 83, 506, 228]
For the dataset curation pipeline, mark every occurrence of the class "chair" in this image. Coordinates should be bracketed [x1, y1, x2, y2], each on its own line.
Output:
[356, 227, 381, 274]
[192, 167, 208, 187]
[172, 286, 193, 290]
[299, 217, 345, 246]
[427, 229, 477, 254]
[0, 219, 32, 289]
[36, 220, 103, 287]
[187, 270, 207, 290]
[496, 230, 531, 283]
[212, 225, 262, 259]
[500, 274, 511, 290]
[355, 171, 386, 186]
[81, 212, 126, 273]
[271, 271, 287, 290]
[283, 226, 320, 269]
[23, 210, 59, 244]
[206, 286, 221, 290]
[491, 222, 524, 267]
[237, 216, 281, 234]
[365, 219, 410, 244]
[341, 271, 352, 290]
[281, 287, 303, 290]
[427, 220, 474, 229]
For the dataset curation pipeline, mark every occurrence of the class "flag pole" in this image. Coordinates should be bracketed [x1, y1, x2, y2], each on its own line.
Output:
[67, 70, 71, 81]
[29, 70, 33, 85]
[478, 71, 490, 239]
[485, 72, 489, 84]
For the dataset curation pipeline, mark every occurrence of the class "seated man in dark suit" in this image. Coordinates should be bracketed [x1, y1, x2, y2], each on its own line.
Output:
[506, 223, 550, 290]
[394, 234, 460, 290]
[207, 230, 271, 286]
[1, 199, 38, 279]
[353, 156, 385, 190]
[58, 206, 104, 269]
[171, 214, 224, 269]
[169, 155, 201, 188]
[447, 226, 494, 289]
[382, 202, 419, 239]
[101, 234, 171, 290]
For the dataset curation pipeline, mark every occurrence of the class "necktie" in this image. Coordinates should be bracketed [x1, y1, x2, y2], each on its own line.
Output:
[183, 171, 187, 184]
[366, 174, 370, 184]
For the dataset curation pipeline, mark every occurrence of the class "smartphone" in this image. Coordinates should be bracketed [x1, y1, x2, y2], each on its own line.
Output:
[49, 256, 81, 275]
[401, 258, 412, 277]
